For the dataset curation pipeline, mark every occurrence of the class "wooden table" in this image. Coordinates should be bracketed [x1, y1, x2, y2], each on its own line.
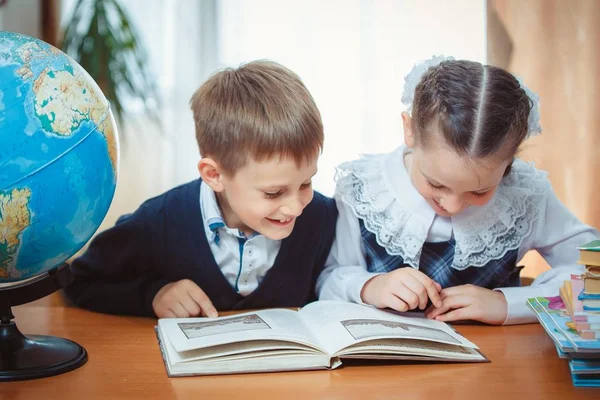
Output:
[1, 306, 597, 399]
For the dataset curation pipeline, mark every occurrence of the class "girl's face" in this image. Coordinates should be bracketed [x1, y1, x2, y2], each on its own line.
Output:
[402, 113, 510, 217]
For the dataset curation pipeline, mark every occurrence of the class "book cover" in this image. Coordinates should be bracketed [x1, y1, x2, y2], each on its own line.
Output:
[579, 293, 600, 300]
[578, 292, 600, 311]
[579, 240, 600, 266]
[579, 240, 600, 252]
[570, 371, 600, 388]
[566, 276, 600, 323]
[527, 297, 577, 353]
[584, 277, 600, 295]
[560, 281, 599, 339]
[526, 297, 600, 353]
[570, 358, 600, 374]
[569, 359, 600, 389]
[554, 343, 570, 359]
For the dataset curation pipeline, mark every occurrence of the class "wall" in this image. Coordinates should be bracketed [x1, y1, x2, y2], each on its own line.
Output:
[1, 0, 41, 38]
[488, 0, 600, 277]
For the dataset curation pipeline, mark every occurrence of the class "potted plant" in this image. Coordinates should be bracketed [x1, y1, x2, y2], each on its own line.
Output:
[61, 0, 161, 134]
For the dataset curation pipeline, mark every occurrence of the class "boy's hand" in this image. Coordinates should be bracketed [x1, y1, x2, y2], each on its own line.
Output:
[361, 267, 443, 312]
[152, 279, 218, 318]
[424, 284, 507, 325]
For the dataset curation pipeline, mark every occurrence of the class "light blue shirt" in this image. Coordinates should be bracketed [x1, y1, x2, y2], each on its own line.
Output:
[199, 181, 281, 296]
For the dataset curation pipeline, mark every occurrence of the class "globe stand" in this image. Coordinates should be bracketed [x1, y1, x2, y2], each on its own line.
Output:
[0, 263, 88, 381]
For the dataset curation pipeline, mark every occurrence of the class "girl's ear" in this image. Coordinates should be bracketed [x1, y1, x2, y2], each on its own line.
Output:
[198, 158, 225, 192]
[402, 112, 416, 148]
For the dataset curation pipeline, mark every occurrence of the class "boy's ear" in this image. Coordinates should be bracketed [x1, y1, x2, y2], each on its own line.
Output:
[198, 158, 225, 192]
[402, 112, 415, 148]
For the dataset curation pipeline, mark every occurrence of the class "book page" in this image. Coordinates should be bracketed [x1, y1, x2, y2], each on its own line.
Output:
[167, 340, 317, 363]
[298, 301, 478, 355]
[337, 339, 484, 360]
[158, 308, 327, 354]
[157, 327, 339, 376]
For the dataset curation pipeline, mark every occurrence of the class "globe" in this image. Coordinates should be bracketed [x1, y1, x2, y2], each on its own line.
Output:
[0, 31, 119, 284]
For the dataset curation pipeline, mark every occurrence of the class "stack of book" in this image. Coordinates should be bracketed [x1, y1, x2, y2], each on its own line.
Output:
[578, 240, 600, 314]
[526, 240, 600, 388]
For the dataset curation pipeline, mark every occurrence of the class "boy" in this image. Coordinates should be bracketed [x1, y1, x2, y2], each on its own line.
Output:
[64, 60, 337, 318]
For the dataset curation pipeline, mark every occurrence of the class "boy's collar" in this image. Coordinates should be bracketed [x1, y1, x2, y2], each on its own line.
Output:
[200, 181, 226, 224]
[199, 181, 259, 243]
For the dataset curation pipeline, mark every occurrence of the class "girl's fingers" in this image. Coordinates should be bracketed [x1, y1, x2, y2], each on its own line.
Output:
[425, 301, 453, 319]
[439, 285, 468, 299]
[435, 307, 471, 322]
[384, 293, 410, 312]
[411, 273, 443, 308]
[401, 276, 429, 309]
[426, 293, 472, 319]
[392, 284, 421, 310]
[438, 294, 471, 310]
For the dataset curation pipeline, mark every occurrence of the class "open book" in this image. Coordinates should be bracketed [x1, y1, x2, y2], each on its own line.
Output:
[155, 300, 487, 376]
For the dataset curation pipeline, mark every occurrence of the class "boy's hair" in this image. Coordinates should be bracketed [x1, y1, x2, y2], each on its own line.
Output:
[190, 60, 323, 175]
[412, 60, 532, 164]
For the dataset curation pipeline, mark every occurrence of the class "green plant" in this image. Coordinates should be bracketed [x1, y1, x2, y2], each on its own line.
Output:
[61, 0, 161, 132]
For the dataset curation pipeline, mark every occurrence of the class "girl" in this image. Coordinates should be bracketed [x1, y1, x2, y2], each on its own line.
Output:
[317, 56, 599, 325]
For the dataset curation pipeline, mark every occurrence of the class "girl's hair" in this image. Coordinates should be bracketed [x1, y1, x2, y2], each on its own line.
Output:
[412, 60, 532, 164]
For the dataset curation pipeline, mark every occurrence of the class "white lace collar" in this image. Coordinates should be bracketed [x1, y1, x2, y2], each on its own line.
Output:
[335, 145, 551, 270]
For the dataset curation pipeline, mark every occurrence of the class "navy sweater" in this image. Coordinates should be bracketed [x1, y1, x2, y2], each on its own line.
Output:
[64, 180, 338, 317]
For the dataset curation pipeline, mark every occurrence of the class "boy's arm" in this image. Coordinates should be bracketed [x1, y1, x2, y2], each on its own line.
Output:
[496, 188, 599, 325]
[64, 206, 170, 317]
[316, 198, 381, 303]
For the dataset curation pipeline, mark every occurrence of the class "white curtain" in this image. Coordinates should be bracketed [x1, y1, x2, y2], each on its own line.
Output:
[61, 0, 219, 232]
[215, 0, 486, 195]
[61, 0, 485, 230]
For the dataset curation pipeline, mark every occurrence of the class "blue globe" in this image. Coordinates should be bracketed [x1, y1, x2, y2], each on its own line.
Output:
[0, 32, 118, 283]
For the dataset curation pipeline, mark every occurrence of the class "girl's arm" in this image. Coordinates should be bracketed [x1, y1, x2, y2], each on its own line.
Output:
[497, 188, 599, 324]
[316, 198, 382, 303]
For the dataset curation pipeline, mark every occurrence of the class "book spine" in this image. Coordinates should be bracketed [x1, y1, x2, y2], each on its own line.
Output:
[579, 293, 600, 300]
[575, 322, 600, 331]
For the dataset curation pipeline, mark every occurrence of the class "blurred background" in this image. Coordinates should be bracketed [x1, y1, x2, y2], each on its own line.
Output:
[1, 0, 599, 298]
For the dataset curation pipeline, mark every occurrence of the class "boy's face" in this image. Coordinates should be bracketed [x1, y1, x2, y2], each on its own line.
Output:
[209, 155, 318, 240]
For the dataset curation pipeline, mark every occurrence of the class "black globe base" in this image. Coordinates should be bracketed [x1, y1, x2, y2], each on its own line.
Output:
[0, 321, 87, 381]
[0, 263, 88, 381]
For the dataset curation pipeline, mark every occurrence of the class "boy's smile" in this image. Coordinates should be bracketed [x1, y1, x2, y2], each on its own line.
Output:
[205, 154, 318, 240]
[265, 217, 295, 226]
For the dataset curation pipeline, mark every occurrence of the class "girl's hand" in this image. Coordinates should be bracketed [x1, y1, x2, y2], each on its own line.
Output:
[152, 279, 218, 318]
[361, 267, 443, 312]
[425, 284, 508, 325]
